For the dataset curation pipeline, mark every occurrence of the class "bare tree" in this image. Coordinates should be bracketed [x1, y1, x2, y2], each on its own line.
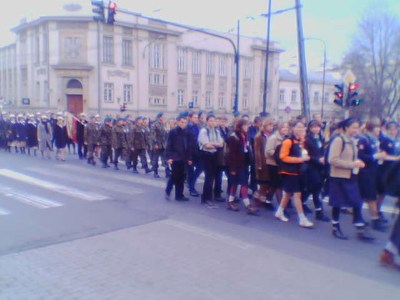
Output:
[343, 8, 400, 119]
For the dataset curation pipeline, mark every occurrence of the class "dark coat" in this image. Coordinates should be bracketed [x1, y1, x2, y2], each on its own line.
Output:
[112, 125, 126, 149]
[150, 121, 168, 150]
[130, 125, 147, 150]
[53, 125, 68, 148]
[225, 131, 252, 173]
[165, 126, 192, 162]
[84, 122, 100, 145]
[26, 122, 38, 147]
[76, 120, 87, 143]
[254, 132, 270, 182]
[303, 133, 325, 189]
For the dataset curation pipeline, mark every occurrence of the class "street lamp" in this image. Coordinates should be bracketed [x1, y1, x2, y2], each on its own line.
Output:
[304, 37, 327, 118]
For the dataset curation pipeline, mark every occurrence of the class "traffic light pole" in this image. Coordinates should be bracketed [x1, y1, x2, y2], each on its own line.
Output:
[261, 0, 272, 117]
[295, 0, 310, 121]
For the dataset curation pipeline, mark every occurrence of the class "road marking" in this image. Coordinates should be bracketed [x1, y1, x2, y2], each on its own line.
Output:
[0, 207, 10, 215]
[0, 169, 108, 201]
[56, 164, 167, 188]
[0, 188, 63, 209]
[26, 167, 144, 196]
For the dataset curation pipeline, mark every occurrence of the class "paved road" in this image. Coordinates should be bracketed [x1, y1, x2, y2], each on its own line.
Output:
[0, 152, 398, 299]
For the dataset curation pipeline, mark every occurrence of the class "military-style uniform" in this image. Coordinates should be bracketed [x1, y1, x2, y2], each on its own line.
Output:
[150, 120, 168, 177]
[130, 124, 150, 173]
[85, 121, 100, 165]
[98, 122, 113, 168]
[112, 122, 127, 169]
[123, 122, 133, 169]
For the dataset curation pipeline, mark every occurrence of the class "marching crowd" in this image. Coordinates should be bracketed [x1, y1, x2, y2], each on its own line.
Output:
[0, 110, 399, 270]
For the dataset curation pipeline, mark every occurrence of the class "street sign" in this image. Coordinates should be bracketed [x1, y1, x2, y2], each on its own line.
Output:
[344, 70, 356, 85]
[22, 98, 30, 105]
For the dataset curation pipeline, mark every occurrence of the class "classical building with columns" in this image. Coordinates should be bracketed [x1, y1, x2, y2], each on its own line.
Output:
[0, 10, 283, 118]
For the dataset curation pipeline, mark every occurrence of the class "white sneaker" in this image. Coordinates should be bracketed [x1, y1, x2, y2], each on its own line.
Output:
[275, 211, 289, 222]
[299, 218, 314, 228]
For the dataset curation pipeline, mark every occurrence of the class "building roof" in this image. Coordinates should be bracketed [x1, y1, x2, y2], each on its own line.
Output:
[279, 69, 340, 85]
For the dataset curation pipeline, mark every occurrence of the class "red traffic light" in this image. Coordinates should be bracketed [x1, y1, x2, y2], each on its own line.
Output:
[109, 2, 117, 10]
[349, 83, 359, 91]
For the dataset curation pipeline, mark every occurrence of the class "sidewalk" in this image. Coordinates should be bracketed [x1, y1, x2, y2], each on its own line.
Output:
[0, 218, 398, 300]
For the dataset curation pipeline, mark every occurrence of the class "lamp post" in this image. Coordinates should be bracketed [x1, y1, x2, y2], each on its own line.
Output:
[304, 37, 327, 118]
[261, 0, 272, 117]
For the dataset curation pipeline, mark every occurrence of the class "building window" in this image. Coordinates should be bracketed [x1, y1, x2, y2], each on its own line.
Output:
[122, 39, 132, 66]
[177, 47, 186, 73]
[279, 89, 285, 103]
[64, 37, 82, 59]
[313, 91, 320, 104]
[177, 89, 185, 106]
[218, 92, 225, 108]
[192, 51, 201, 75]
[123, 84, 132, 103]
[324, 92, 329, 103]
[206, 52, 214, 76]
[243, 95, 249, 109]
[43, 80, 48, 102]
[150, 43, 165, 70]
[219, 55, 226, 76]
[103, 36, 114, 64]
[205, 91, 212, 108]
[149, 97, 165, 106]
[291, 90, 297, 103]
[104, 82, 114, 103]
[36, 81, 40, 102]
[192, 90, 199, 107]
[244, 58, 251, 79]
[149, 73, 165, 86]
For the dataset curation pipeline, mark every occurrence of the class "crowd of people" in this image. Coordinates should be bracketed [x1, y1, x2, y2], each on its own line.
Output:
[0, 110, 399, 270]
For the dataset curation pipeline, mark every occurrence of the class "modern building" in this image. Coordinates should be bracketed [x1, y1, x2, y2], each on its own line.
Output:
[0, 9, 284, 119]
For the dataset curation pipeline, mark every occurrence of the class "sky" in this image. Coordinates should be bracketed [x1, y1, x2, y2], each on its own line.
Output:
[1, 0, 400, 71]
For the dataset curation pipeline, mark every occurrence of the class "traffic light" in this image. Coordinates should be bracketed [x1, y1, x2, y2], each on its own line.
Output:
[120, 103, 127, 112]
[347, 83, 363, 106]
[333, 84, 344, 107]
[107, 1, 117, 25]
[91, 0, 105, 23]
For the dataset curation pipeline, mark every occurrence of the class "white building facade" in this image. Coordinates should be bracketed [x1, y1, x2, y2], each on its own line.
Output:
[0, 13, 283, 118]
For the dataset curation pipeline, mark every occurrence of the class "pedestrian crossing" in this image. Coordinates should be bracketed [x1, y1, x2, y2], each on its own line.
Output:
[0, 187, 63, 209]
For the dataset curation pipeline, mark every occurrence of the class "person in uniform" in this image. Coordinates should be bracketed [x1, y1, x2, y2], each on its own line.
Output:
[150, 112, 168, 178]
[112, 118, 126, 170]
[357, 120, 388, 231]
[8, 114, 18, 153]
[53, 116, 68, 161]
[0, 113, 7, 151]
[130, 116, 151, 174]
[84, 115, 100, 166]
[15, 114, 27, 154]
[37, 115, 53, 159]
[76, 113, 88, 160]
[26, 114, 38, 156]
[98, 117, 113, 168]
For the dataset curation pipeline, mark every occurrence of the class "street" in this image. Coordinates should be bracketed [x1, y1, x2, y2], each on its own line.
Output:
[0, 151, 398, 300]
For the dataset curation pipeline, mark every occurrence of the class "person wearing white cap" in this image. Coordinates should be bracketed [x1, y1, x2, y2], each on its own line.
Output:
[37, 115, 53, 159]
[54, 116, 68, 161]
[7, 114, 18, 153]
[77, 113, 88, 160]
[15, 114, 27, 154]
[26, 114, 38, 156]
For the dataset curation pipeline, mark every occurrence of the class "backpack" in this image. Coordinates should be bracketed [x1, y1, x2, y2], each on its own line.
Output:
[273, 137, 293, 168]
[324, 134, 346, 168]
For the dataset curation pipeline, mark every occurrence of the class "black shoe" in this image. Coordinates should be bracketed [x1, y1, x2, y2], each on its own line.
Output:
[145, 167, 152, 174]
[114, 164, 119, 170]
[316, 210, 330, 222]
[132, 167, 139, 174]
[154, 173, 161, 178]
[356, 227, 375, 241]
[102, 164, 108, 168]
[302, 204, 313, 214]
[126, 162, 132, 170]
[190, 191, 200, 197]
[202, 200, 218, 208]
[332, 224, 348, 240]
[176, 196, 190, 201]
[372, 219, 388, 232]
